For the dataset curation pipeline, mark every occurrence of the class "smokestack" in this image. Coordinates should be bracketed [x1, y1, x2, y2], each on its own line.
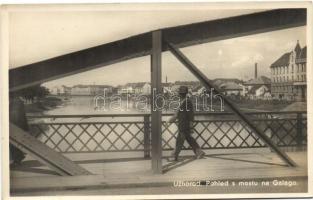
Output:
[166, 76, 168, 83]
[254, 63, 258, 79]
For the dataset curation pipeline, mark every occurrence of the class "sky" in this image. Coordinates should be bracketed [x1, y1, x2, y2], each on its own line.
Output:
[8, 6, 306, 88]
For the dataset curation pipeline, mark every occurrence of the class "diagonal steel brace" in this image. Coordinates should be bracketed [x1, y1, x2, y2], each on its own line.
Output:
[10, 123, 92, 176]
[166, 41, 296, 167]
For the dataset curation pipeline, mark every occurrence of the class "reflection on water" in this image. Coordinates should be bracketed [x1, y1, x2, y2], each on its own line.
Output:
[43, 96, 226, 122]
[38, 95, 237, 123]
[46, 96, 146, 115]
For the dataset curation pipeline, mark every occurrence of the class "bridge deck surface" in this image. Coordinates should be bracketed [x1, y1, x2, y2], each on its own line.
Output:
[10, 148, 308, 195]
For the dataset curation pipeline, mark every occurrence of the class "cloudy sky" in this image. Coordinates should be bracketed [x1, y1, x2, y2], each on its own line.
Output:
[8, 5, 306, 88]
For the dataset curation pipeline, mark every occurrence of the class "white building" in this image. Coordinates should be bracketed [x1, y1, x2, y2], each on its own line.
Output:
[270, 41, 307, 101]
[243, 75, 271, 99]
[141, 83, 151, 95]
[247, 85, 272, 100]
[49, 85, 71, 96]
[71, 85, 92, 96]
[118, 86, 135, 95]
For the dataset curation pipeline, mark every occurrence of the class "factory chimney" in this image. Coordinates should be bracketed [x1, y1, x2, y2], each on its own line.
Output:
[254, 63, 258, 79]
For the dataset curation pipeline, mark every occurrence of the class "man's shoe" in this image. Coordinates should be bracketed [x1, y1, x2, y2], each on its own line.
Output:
[170, 150, 176, 157]
[196, 150, 205, 159]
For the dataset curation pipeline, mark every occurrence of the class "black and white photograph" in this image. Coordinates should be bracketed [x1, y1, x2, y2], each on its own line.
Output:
[1, 2, 312, 199]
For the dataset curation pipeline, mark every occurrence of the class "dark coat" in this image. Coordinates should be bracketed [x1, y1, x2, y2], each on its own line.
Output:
[177, 98, 194, 133]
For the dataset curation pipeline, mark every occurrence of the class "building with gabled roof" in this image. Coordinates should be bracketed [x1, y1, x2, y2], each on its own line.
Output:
[270, 41, 307, 101]
[243, 75, 271, 97]
[241, 63, 271, 98]
[247, 85, 271, 100]
[219, 82, 243, 96]
[212, 78, 243, 87]
[244, 76, 271, 86]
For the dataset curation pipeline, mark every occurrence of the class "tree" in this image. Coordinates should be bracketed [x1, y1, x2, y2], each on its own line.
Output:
[13, 85, 50, 103]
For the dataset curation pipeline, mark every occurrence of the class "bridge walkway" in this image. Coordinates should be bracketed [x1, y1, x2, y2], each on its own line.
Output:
[10, 148, 308, 195]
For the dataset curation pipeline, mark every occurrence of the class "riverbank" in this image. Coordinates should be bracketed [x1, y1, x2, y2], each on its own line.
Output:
[234, 99, 294, 112]
[25, 96, 64, 113]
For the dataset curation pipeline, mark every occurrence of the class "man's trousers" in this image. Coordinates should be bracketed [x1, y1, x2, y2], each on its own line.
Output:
[174, 131, 200, 159]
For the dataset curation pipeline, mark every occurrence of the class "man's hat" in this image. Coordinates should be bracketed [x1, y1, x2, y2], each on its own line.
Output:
[178, 86, 189, 94]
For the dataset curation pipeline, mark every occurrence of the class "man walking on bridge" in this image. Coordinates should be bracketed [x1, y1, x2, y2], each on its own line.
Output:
[168, 86, 205, 161]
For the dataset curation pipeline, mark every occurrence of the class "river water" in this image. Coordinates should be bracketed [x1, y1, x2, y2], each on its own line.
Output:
[44, 96, 227, 121]
[46, 96, 147, 115]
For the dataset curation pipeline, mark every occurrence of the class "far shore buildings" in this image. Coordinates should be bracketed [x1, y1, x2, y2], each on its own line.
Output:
[219, 82, 243, 96]
[50, 85, 113, 96]
[213, 78, 244, 97]
[270, 41, 307, 101]
[170, 81, 200, 93]
[71, 85, 113, 96]
[117, 82, 150, 95]
[243, 64, 271, 100]
[50, 85, 71, 96]
[191, 78, 244, 97]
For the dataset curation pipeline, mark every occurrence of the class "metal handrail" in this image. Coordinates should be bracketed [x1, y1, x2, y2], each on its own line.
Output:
[27, 111, 307, 119]
[29, 117, 305, 125]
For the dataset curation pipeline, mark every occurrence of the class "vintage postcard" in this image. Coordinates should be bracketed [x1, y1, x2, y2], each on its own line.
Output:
[1, 2, 312, 199]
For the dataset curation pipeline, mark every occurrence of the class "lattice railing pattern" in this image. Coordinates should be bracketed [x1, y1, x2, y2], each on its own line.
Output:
[30, 114, 307, 153]
[161, 118, 302, 150]
[31, 122, 145, 152]
[301, 118, 307, 145]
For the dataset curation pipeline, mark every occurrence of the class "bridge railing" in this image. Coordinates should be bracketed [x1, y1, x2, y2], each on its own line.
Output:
[27, 111, 307, 157]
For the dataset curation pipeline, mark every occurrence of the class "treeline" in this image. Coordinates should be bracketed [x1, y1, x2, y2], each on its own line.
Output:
[11, 85, 50, 103]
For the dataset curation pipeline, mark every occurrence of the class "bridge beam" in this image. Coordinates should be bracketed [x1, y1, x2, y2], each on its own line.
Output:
[150, 30, 163, 174]
[9, 123, 92, 176]
[9, 9, 306, 91]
